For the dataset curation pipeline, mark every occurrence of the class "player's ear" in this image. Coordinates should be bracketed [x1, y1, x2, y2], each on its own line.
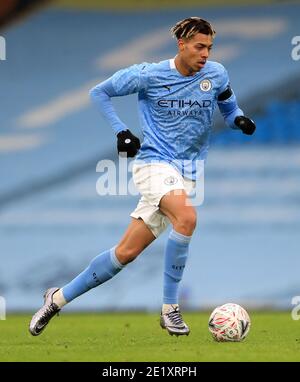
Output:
[177, 38, 185, 52]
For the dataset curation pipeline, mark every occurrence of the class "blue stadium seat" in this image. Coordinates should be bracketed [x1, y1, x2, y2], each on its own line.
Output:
[212, 99, 300, 146]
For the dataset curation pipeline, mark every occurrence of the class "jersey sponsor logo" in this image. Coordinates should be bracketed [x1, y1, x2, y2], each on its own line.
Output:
[200, 79, 212, 92]
[167, 110, 204, 116]
[157, 99, 211, 108]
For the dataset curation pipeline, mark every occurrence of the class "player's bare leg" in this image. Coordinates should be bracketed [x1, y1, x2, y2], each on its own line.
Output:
[115, 217, 156, 264]
[159, 190, 197, 236]
[158, 189, 197, 336]
[29, 218, 155, 336]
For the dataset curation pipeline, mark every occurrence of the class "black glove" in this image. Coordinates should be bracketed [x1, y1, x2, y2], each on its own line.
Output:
[117, 129, 141, 157]
[234, 116, 256, 135]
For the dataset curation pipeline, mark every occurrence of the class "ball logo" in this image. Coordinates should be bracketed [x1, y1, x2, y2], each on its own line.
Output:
[164, 176, 178, 186]
[200, 79, 212, 92]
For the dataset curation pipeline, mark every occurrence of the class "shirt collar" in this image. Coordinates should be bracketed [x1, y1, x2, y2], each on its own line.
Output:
[169, 57, 176, 69]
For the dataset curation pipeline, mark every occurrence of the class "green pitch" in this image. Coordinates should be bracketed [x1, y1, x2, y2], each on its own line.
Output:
[1, 312, 299, 362]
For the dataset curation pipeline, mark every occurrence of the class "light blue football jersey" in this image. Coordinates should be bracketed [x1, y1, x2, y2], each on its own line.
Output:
[90, 58, 243, 180]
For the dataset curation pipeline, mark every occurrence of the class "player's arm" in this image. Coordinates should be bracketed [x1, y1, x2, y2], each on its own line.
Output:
[90, 64, 147, 157]
[217, 69, 256, 135]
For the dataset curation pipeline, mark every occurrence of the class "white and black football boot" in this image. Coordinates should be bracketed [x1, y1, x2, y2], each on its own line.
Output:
[160, 305, 190, 336]
[29, 287, 60, 336]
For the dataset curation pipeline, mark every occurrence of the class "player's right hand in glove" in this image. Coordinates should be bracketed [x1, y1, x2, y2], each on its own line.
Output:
[117, 129, 141, 157]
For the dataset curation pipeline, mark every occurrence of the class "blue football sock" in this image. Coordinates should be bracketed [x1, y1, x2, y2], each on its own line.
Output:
[62, 246, 124, 303]
[163, 230, 192, 305]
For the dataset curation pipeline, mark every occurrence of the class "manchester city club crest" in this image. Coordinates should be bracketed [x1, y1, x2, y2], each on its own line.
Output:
[200, 79, 212, 92]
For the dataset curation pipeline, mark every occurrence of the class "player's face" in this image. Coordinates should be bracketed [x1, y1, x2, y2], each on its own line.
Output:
[178, 33, 213, 73]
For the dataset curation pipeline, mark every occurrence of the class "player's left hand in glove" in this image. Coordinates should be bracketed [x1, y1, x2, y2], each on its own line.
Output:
[117, 129, 141, 157]
[234, 116, 256, 135]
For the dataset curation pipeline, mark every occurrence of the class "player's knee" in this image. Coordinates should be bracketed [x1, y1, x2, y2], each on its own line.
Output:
[115, 245, 140, 265]
[175, 210, 197, 235]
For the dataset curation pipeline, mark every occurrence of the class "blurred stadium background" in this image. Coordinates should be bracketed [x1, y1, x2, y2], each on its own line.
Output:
[0, 0, 299, 313]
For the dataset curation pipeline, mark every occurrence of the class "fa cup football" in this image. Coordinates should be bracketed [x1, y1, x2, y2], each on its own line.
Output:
[208, 303, 251, 342]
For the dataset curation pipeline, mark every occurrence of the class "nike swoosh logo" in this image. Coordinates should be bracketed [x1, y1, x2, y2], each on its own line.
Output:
[35, 323, 45, 332]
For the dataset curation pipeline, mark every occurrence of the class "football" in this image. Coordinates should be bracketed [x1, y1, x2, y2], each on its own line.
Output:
[208, 303, 251, 342]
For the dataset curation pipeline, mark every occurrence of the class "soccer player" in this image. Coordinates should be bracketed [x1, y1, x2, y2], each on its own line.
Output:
[29, 17, 255, 337]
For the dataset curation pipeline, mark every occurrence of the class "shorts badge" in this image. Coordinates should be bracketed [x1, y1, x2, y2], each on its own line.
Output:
[164, 176, 178, 185]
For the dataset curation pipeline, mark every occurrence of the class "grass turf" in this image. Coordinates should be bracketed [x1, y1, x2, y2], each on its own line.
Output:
[1, 312, 300, 362]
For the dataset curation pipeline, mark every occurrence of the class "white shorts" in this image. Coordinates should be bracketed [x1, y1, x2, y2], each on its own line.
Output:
[130, 162, 195, 238]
